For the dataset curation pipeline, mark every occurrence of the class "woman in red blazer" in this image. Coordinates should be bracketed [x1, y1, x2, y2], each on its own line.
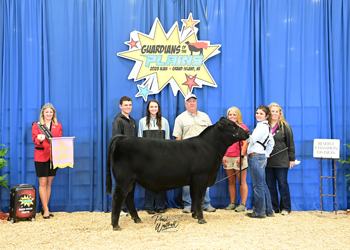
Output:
[32, 103, 62, 219]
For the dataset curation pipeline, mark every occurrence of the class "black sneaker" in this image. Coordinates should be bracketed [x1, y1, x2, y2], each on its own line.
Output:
[146, 209, 156, 214]
[246, 212, 266, 219]
[267, 212, 275, 217]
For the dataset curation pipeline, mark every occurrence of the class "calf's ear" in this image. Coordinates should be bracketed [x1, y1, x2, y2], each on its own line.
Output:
[216, 117, 226, 127]
[217, 117, 227, 129]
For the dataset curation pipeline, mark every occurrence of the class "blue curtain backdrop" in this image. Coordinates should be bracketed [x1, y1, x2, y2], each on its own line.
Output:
[1, 0, 349, 213]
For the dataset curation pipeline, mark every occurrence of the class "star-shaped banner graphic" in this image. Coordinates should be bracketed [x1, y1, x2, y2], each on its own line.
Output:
[181, 13, 200, 30]
[127, 38, 138, 49]
[183, 74, 199, 92]
[136, 84, 153, 101]
[117, 13, 221, 101]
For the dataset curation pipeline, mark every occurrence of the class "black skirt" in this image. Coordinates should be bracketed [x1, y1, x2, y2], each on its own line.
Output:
[35, 160, 58, 177]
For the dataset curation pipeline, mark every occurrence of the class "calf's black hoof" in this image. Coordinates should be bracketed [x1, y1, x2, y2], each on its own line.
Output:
[134, 218, 142, 223]
[198, 219, 206, 224]
[113, 225, 122, 231]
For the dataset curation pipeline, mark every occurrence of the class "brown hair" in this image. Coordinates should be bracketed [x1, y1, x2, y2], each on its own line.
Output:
[256, 105, 271, 123]
[119, 96, 132, 105]
[146, 99, 162, 131]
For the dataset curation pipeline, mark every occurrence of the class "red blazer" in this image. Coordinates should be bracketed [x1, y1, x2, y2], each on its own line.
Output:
[32, 122, 63, 162]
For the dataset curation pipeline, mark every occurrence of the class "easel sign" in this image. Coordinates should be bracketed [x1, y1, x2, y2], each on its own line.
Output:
[313, 138, 339, 214]
[313, 139, 340, 159]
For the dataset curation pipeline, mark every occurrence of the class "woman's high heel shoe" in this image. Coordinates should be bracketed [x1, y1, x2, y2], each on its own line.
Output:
[41, 208, 50, 219]
[41, 208, 54, 217]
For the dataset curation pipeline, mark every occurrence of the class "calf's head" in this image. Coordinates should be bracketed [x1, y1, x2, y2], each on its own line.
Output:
[217, 117, 250, 142]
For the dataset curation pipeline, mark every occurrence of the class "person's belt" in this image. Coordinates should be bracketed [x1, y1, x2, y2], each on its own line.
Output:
[248, 152, 264, 158]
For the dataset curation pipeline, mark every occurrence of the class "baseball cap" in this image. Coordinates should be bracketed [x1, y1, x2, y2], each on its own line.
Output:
[185, 93, 197, 101]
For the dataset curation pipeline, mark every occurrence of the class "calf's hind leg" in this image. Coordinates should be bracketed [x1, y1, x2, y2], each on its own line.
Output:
[111, 187, 128, 231]
[124, 182, 141, 223]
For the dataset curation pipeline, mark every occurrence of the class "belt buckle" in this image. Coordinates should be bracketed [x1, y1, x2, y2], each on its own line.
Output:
[248, 152, 258, 158]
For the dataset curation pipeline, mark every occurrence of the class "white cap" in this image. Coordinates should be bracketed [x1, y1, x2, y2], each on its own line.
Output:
[185, 93, 197, 101]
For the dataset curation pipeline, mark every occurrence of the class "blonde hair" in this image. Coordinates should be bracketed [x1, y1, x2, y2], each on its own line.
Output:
[226, 107, 243, 124]
[39, 103, 58, 125]
[268, 102, 291, 132]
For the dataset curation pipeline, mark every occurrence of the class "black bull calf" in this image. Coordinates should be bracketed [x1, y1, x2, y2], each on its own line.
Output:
[106, 117, 249, 230]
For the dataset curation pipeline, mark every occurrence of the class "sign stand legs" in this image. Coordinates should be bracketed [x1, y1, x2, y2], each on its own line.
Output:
[319, 158, 338, 215]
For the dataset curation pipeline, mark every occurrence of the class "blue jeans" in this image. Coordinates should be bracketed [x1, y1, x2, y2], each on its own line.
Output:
[182, 186, 211, 209]
[144, 189, 166, 210]
[248, 154, 273, 216]
[265, 167, 291, 213]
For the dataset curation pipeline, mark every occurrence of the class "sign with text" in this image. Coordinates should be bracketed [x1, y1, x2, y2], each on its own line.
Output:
[117, 13, 221, 101]
[51, 137, 75, 169]
[313, 139, 340, 159]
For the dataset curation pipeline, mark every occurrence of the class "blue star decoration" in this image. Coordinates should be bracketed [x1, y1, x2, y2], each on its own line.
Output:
[136, 84, 153, 101]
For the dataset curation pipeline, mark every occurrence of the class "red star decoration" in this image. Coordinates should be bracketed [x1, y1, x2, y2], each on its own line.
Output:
[127, 38, 138, 49]
[182, 74, 199, 92]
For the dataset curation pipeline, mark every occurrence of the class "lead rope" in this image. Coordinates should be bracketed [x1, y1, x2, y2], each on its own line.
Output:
[214, 140, 243, 185]
[239, 140, 242, 186]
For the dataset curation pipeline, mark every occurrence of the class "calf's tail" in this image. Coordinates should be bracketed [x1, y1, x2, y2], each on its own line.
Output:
[106, 135, 127, 195]
[106, 136, 115, 195]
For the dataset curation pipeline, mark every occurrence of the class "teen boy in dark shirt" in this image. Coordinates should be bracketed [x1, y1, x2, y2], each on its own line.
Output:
[112, 96, 136, 137]
[111, 96, 137, 216]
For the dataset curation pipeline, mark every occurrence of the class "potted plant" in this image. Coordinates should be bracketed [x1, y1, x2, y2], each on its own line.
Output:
[338, 144, 350, 190]
[0, 144, 9, 189]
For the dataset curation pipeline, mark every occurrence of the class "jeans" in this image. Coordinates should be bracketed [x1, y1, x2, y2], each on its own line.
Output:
[265, 167, 291, 213]
[144, 189, 166, 210]
[182, 186, 211, 209]
[248, 154, 273, 216]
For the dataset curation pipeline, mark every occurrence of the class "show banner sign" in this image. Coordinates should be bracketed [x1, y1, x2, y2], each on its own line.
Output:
[51, 137, 75, 169]
[117, 13, 221, 101]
